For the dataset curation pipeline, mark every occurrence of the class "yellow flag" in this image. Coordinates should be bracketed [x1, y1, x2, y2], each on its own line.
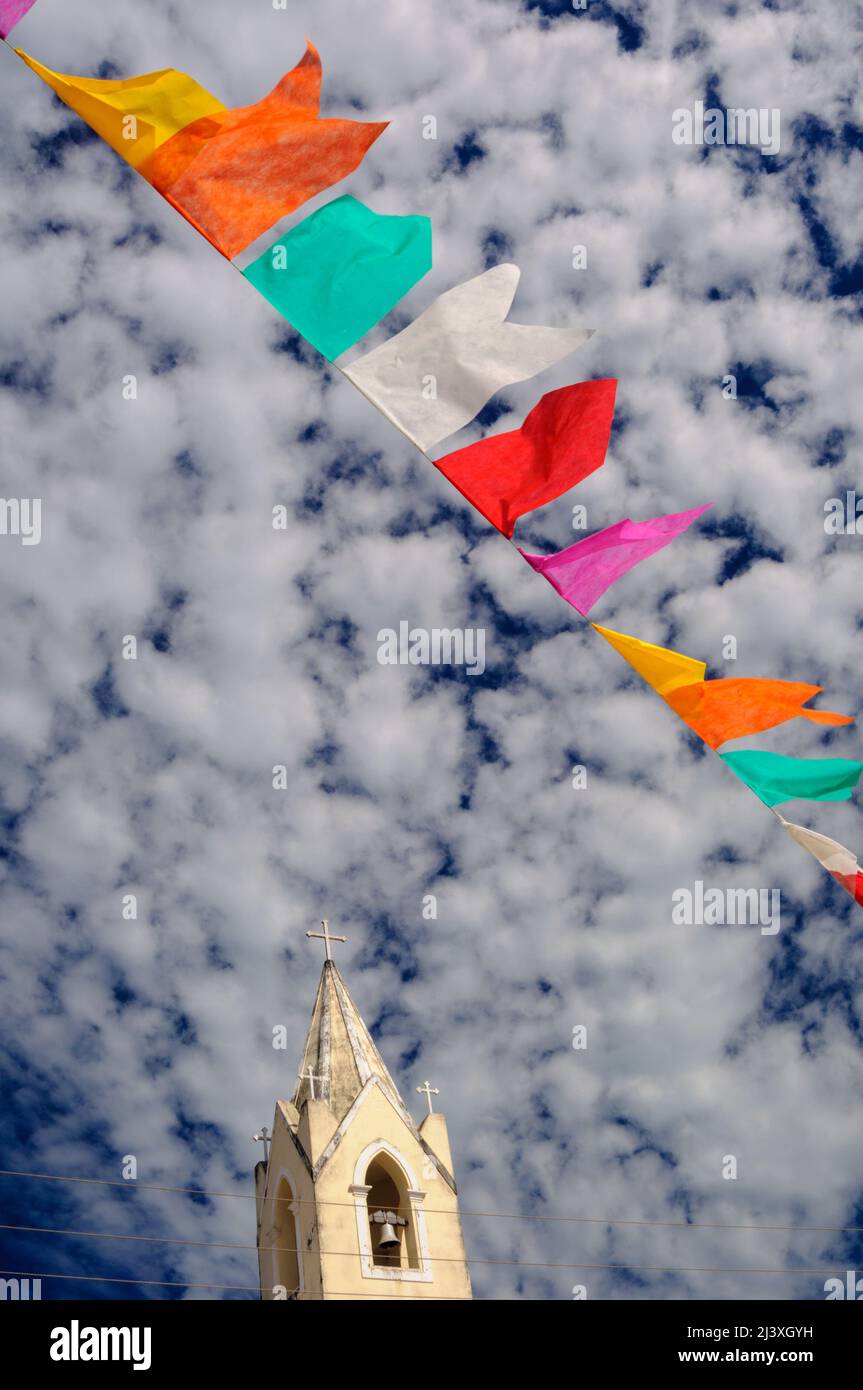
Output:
[17, 51, 224, 169]
[592, 623, 706, 695]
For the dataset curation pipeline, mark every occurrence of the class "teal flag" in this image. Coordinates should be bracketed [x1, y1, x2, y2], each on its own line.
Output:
[721, 749, 863, 807]
[242, 195, 431, 361]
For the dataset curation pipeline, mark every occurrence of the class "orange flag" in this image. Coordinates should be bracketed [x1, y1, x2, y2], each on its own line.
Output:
[665, 678, 853, 750]
[140, 41, 388, 259]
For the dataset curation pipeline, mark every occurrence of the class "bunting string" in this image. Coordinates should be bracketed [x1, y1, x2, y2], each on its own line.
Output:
[1, 11, 859, 911]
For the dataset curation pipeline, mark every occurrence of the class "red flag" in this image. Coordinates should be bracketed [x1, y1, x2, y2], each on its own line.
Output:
[833, 870, 863, 906]
[432, 379, 617, 537]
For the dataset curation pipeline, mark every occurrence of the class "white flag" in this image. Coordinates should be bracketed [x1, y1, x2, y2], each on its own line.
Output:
[344, 263, 593, 452]
[776, 815, 860, 880]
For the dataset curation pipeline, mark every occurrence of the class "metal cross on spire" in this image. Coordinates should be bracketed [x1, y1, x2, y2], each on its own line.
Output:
[306, 918, 347, 961]
[252, 1125, 271, 1163]
[416, 1081, 440, 1115]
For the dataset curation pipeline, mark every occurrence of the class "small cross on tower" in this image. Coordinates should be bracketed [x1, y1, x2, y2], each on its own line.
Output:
[416, 1080, 440, 1116]
[297, 1064, 325, 1101]
[306, 918, 347, 961]
[252, 1124, 271, 1162]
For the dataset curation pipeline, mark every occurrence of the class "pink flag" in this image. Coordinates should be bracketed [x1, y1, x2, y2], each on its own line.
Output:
[520, 504, 712, 616]
[0, 0, 37, 38]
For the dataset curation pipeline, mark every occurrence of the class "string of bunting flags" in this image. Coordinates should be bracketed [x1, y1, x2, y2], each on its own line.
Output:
[1, 3, 859, 912]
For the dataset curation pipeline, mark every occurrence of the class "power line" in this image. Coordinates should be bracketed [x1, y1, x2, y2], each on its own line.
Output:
[0, 1167, 860, 1235]
[0, 1269, 473, 1298]
[7, 1220, 478, 1262]
[0, 1246, 846, 1291]
[1, 1220, 851, 1276]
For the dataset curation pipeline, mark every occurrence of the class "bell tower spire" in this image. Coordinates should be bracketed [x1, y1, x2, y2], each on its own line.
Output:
[254, 924, 472, 1300]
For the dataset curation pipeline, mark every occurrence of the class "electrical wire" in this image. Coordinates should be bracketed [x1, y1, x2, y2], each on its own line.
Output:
[0, 1219, 851, 1276]
[0, 1266, 473, 1297]
[0, 1245, 848, 1286]
[0, 1167, 859, 1235]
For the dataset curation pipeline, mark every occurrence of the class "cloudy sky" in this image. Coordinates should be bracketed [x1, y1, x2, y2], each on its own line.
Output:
[1, 0, 862, 1302]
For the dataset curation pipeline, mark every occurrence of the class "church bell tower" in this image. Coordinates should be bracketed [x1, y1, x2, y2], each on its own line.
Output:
[254, 922, 473, 1300]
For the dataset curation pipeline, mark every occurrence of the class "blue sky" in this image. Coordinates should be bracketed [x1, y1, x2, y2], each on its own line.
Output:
[0, 0, 862, 1300]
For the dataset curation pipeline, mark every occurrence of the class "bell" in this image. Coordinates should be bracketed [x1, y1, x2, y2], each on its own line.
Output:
[375, 1221, 401, 1251]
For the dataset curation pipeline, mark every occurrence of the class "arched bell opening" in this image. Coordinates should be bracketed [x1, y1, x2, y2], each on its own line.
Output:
[364, 1151, 420, 1270]
[273, 1175, 301, 1297]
